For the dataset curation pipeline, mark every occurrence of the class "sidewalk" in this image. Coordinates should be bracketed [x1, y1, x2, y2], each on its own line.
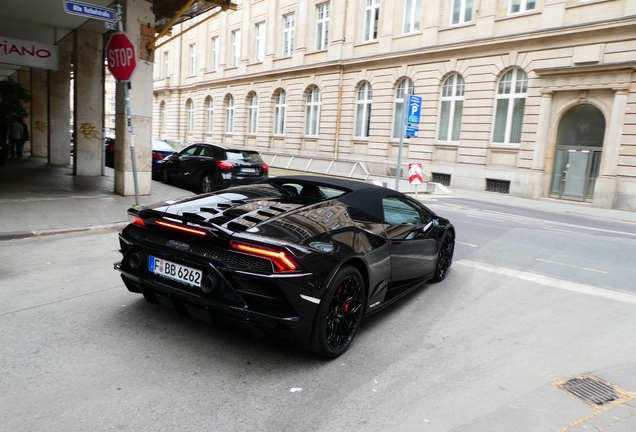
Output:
[2, 155, 636, 240]
[0, 155, 190, 239]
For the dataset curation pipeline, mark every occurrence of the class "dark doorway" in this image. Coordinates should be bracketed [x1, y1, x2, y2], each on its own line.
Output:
[550, 104, 605, 201]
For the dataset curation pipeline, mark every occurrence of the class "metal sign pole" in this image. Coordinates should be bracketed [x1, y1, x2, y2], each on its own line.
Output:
[114, 2, 139, 206]
[395, 89, 409, 191]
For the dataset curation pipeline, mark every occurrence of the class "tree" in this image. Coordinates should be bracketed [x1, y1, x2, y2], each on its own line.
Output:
[0, 79, 30, 128]
[0, 79, 30, 163]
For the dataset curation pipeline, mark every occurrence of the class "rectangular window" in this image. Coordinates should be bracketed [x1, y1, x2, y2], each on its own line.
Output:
[403, 0, 421, 33]
[189, 44, 196, 76]
[364, 0, 380, 42]
[316, 3, 330, 51]
[248, 96, 258, 134]
[255, 23, 265, 62]
[211, 37, 218, 71]
[283, 14, 295, 57]
[451, 0, 473, 25]
[232, 30, 241, 67]
[510, 0, 536, 14]
[164, 51, 170, 77]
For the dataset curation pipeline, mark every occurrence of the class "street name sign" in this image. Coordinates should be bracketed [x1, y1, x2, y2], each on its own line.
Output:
[64, 1, 116, 22]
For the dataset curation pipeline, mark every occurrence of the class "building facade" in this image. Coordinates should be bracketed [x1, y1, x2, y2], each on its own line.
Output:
[153, 0, 636, 211]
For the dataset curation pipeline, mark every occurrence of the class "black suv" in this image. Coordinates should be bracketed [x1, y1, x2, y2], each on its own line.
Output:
[160, 143, 269, 193]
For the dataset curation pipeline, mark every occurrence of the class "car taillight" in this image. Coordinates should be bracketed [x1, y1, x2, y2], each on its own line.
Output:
[230, 241, 298, 272]
[217, 160, 233, 171]
[156, 220, 207, 236]
[152, 152, 164, 160]
[262, 163, 269, 173]
[129, 215, 146, 227]
[107, 145, 115, 152]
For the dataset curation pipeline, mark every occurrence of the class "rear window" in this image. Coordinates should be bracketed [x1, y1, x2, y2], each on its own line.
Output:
[152, 140, 176, 151]
[226, 151, 263, 163]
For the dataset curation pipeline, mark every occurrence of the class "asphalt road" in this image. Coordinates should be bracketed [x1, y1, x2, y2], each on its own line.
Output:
[1, 198, 635, 431]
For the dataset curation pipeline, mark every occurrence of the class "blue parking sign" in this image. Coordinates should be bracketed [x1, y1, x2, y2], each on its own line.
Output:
[407, 95, 422, 125]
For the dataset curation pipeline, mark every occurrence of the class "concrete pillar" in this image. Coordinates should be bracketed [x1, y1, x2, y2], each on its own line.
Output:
[593, 88, 628, 209]
[48, 50, 72, 166]
[114, 0, 154, 196]
[263, 0, 278, 70]
[531, 91, 554, 171]
[18, 69, 31, 154]
[73, 29, 104, 176]
[30, 68, 48, 158]
[292, 1, 308, 65]
[330, 0, 346, 59]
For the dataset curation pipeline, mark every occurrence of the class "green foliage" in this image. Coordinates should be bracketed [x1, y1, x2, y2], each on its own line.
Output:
[0, 79, 31, 125]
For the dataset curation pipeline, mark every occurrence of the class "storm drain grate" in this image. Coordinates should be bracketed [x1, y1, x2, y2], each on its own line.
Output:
[557, 375, 618, 406]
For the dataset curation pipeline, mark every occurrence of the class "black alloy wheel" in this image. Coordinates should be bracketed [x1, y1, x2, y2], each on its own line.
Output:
[160, 166, 171, 184]
[201, 173, 214, 193]
[308, 265, 365, 358]
[433, 230, 454, 282]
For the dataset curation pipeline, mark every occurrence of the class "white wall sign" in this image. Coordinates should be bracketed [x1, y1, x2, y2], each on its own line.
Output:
[0, 36, 59, 70]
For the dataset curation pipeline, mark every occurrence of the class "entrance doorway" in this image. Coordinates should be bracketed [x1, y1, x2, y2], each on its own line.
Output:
[550, 104, 605, 202]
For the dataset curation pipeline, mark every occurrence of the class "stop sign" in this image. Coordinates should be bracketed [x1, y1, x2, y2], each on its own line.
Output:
[106, 32, 137, 81]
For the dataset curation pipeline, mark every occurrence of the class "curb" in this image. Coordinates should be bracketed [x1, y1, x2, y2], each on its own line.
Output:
[0, 222, 128, 241]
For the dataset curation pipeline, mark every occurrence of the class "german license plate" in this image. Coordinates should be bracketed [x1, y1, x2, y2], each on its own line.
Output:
[149, 256, 202, 287]
[240, 167, 256, 173]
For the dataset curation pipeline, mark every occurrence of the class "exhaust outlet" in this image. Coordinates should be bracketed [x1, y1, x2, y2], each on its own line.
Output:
[201, 274, 221, 294]
[129, 252, 146, 269]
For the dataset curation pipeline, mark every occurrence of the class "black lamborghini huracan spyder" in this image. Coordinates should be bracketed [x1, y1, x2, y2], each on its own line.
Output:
[115, 176, 455, 358]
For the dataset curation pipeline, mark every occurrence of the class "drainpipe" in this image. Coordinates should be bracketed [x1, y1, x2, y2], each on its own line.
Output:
[334, 65, 344, 160]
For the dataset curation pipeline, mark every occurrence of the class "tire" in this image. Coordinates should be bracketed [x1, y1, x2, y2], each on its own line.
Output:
[433, 230, 455, 282]
[201, 173, 215, 193]
[160, 166, 171, 184]
[307, 265, 366, 358]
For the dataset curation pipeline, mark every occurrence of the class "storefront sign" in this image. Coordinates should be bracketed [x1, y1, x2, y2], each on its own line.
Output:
[0, 36, 58, 70]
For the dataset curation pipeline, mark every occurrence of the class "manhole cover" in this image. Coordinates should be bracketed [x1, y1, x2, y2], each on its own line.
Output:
[558, 375, 617, 406]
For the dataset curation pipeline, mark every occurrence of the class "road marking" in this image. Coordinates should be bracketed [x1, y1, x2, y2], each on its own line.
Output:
[456, 259, 636, 305]
[535, 258, 607, 274]
[466, 215, 504, 222]
[542, 227, 582, 235]
[457, 242, 478, 247]
[480, 210, 636, 237]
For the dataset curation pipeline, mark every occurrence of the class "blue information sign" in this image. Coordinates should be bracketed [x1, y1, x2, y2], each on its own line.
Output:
[64, 0, 116, 22]
[407, 95, 422, 125]
[405, 125, 419, 137]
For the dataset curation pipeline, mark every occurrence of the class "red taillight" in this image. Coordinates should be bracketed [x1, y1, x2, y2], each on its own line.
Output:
[107, 145, 115, 152]
[230, 241, 298, 272]
[152, 152, 164, 160]
[262, 163, 269, 173]
[156, 220, 207, 236]
[129, 215, 146, 227]
[217, 160, 233, 171]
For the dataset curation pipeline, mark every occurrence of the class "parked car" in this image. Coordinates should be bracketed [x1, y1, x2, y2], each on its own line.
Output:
[114, 176, 455, 358]
[105, 138, 177, 178]
[159, 143, 269, 193]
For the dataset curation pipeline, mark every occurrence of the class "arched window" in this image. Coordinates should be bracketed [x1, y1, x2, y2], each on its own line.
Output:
[160, 100, 166, 132]
[493, 68, 527, 144]
[274, 90, 287, 135]
[355, 82, 372, 138]
[305, 86, 321, 136]
[205, 97, 214, 133]
[438, 73, 464, 142]
[247, 92, 258, 134]
[392, 78, 414, 139]
[186, 99, 194, 132]
[225, 95, 234, 133]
